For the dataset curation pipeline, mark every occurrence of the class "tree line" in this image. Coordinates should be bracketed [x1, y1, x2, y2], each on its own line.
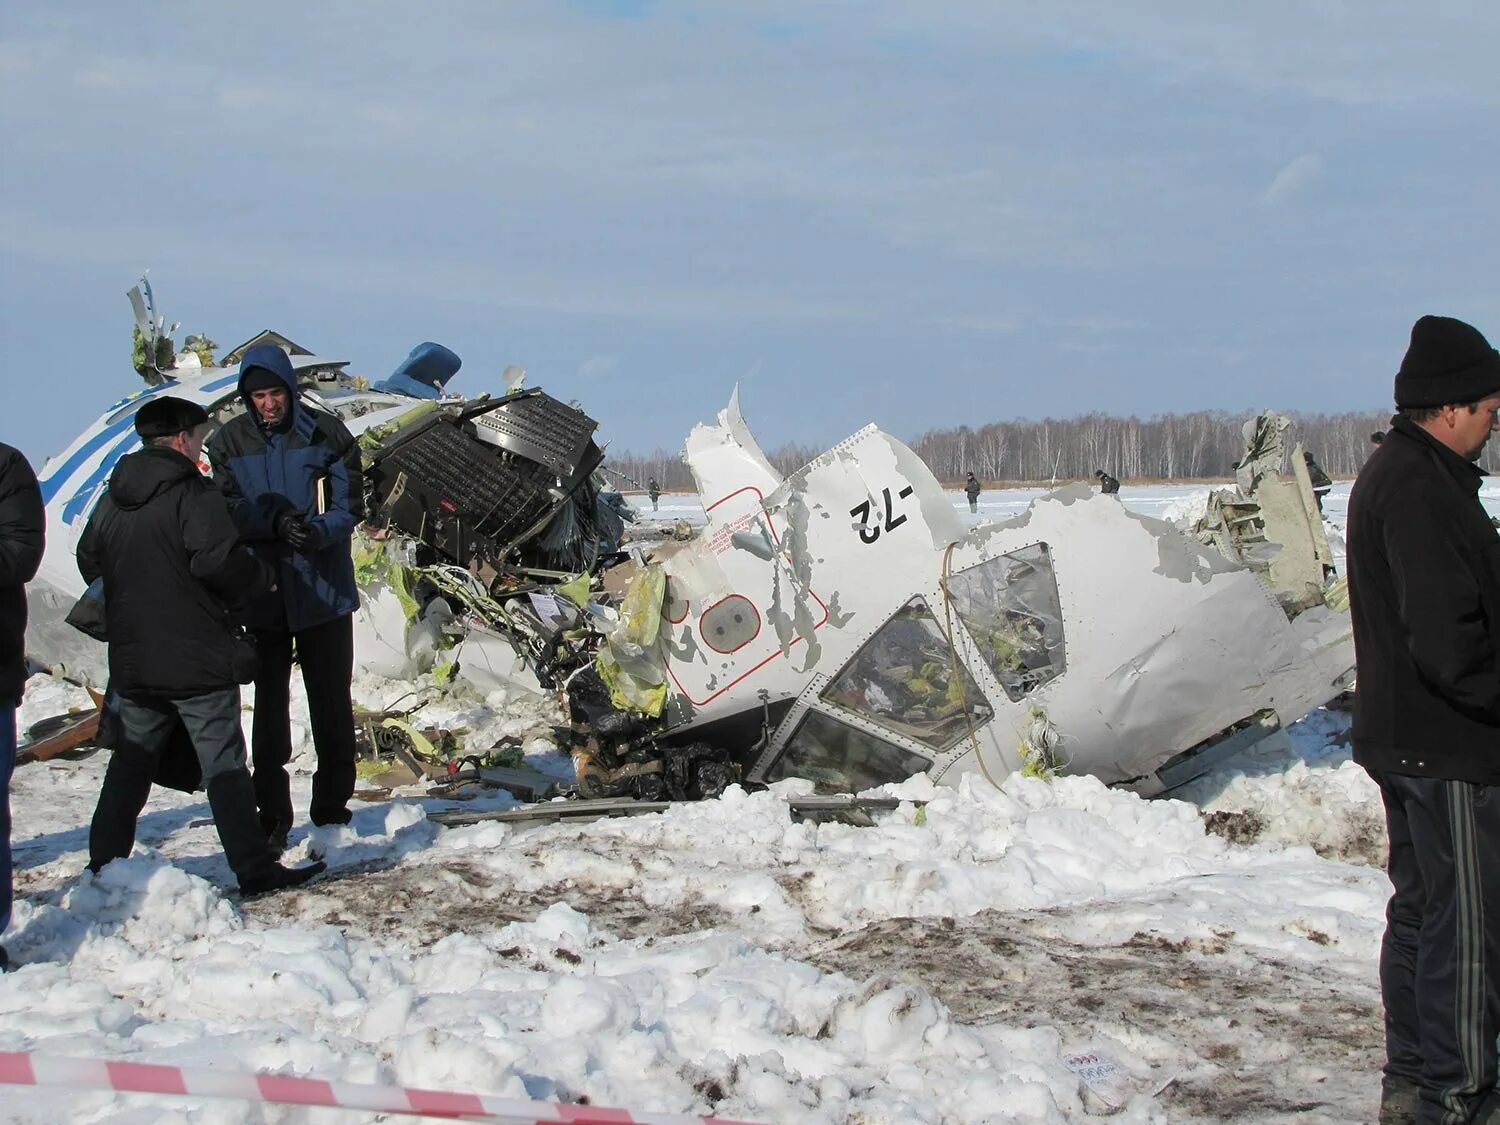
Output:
[606, 408, 1497, 490]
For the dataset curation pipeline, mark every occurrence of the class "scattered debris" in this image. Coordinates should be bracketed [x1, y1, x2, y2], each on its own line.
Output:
[25, 280, 1355, 814]
[15, 689, 105, 765]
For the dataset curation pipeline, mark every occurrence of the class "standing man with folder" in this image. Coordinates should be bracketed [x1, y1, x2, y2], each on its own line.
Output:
[208, 345, 364, 851]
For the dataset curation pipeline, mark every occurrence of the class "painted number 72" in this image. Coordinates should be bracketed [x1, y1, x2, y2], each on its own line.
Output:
[851, 485, 915, 544]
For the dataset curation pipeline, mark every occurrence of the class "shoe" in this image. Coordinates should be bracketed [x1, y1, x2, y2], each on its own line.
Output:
[0, 945, 10, 973]
[1379, 1074, 1420, 1124]
[237, 860, 327, 898]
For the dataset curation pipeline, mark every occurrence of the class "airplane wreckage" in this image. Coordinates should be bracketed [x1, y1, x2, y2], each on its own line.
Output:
[22, 281, 1355, 814]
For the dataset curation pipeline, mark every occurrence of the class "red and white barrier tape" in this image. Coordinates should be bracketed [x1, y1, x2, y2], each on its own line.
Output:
[0, 1051, 757, 1124]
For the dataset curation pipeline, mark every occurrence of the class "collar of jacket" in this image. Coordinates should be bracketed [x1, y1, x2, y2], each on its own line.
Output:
[1389, 413, 1488, 494]
[256, 409, 296, 437]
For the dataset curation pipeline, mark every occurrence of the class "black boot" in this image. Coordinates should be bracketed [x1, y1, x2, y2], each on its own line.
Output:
[88, 746, 158, 871]
[238, 860, 326, 898]
[206, 768, 282, 883]
[1379, 1074, 1419, 1124]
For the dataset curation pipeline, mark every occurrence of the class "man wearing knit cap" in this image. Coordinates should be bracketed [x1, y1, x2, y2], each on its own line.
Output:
[208, 346, 364, 852]
[1348, 315, 1500, 1123]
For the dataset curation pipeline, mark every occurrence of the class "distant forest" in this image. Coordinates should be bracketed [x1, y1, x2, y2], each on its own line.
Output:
[606, 408, 1497, 489]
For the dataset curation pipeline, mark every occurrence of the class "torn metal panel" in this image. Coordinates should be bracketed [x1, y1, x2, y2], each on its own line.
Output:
[1195, 413, 1337, 615]
[683, 383, 784, 503]
[649, 394, 1355, 800]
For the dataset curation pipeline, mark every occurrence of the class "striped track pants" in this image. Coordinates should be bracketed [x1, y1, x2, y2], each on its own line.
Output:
[1373, 769, 1500, 1124]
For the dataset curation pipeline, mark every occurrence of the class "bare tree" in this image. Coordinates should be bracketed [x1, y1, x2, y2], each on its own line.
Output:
[606, 408, 1491, 490]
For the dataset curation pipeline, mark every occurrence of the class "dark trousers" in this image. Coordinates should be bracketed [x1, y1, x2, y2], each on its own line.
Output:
[88, 688, 275, 884]
[252, 614, 356, 832]
[1, 701, 14, 936]
[1372, 768, 1500, 1123]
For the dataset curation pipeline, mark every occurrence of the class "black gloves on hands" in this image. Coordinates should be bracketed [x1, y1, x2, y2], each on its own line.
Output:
[275, 511, 316, 552]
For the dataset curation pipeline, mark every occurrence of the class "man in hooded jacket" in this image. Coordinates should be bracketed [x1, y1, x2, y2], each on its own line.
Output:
[1, 442, 44, 969]
[207, 345, 364, 849]
[80, 397, 323, 895]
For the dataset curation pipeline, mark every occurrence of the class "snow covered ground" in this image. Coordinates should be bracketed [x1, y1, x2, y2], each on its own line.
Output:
[4, 479, 1495, 1123]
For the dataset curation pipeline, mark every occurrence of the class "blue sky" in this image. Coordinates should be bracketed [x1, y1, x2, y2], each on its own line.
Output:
[3, 1, 1498, 467]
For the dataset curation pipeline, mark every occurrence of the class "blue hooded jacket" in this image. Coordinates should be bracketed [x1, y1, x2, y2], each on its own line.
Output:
[206, 345, 365, 632]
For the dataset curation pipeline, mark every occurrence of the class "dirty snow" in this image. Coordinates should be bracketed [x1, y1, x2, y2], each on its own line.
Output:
[4, 481, 1494, 1123]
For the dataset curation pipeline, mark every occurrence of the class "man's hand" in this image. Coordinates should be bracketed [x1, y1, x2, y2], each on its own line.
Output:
[275, 511, 316, 552]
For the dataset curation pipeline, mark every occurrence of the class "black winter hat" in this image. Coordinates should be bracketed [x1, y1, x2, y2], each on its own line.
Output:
[1394, 315, 1500, 408]
[134, 396, 209, 439]
[240, 365, 285, 394]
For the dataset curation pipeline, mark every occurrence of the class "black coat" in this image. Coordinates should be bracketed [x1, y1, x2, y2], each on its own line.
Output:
[1348, 416, 1500, 781]
[77, 446, 272, 699]
[0, 443, 45, 701]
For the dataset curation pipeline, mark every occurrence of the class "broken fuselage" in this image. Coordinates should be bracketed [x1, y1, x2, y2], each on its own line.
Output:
[648, 394, 1355, 796]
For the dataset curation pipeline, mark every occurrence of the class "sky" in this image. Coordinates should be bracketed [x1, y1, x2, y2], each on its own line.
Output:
[2, 1, 1499, 468]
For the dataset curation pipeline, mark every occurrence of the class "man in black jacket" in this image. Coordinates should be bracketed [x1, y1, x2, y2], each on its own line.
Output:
[1348, 315, 1500, 1123]
[0, 443, 44, 971]
[79, 397, 323, 896]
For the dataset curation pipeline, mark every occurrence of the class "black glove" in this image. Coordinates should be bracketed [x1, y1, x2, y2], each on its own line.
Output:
[275, 512, 316, 552]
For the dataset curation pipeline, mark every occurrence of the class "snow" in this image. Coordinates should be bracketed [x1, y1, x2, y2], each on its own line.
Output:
[6, 481, 1490, 1123]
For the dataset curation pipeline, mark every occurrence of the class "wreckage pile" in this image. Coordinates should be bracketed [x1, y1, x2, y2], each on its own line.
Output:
[21, 280, 1358, 819]
[321, 387, 713, 803]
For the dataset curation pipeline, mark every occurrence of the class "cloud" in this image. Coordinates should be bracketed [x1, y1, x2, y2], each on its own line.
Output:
[1262, 154, 1323, 205]
[579, 354, 618, 378]
[1, 1, 1496, 463]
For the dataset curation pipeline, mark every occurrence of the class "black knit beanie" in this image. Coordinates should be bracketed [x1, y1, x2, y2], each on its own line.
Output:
[240, 365, 285, 394]
[1394, 315, 1500, 408]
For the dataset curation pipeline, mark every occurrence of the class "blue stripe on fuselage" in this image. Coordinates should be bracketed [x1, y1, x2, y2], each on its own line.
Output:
[60, 428, 143, 524]
[39, 373, 238, 505]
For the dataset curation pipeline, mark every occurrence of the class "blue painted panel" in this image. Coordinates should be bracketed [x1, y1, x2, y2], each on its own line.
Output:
[39, 372, 240, 504]
[60, 428, 143, 524]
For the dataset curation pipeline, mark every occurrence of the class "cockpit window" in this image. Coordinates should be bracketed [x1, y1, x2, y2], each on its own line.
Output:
[947, 543, 1067, 701]
[821, 597, 992, 751]
[766, 710, 932, 794]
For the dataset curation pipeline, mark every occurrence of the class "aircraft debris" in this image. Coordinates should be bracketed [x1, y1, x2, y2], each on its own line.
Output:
[16, 689, 105, 765]
[1194, 410, 1337, 614]
[557, 391, 1354, 801]
[25, 280, 1355, 813]
[28, 278, 629, 699]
